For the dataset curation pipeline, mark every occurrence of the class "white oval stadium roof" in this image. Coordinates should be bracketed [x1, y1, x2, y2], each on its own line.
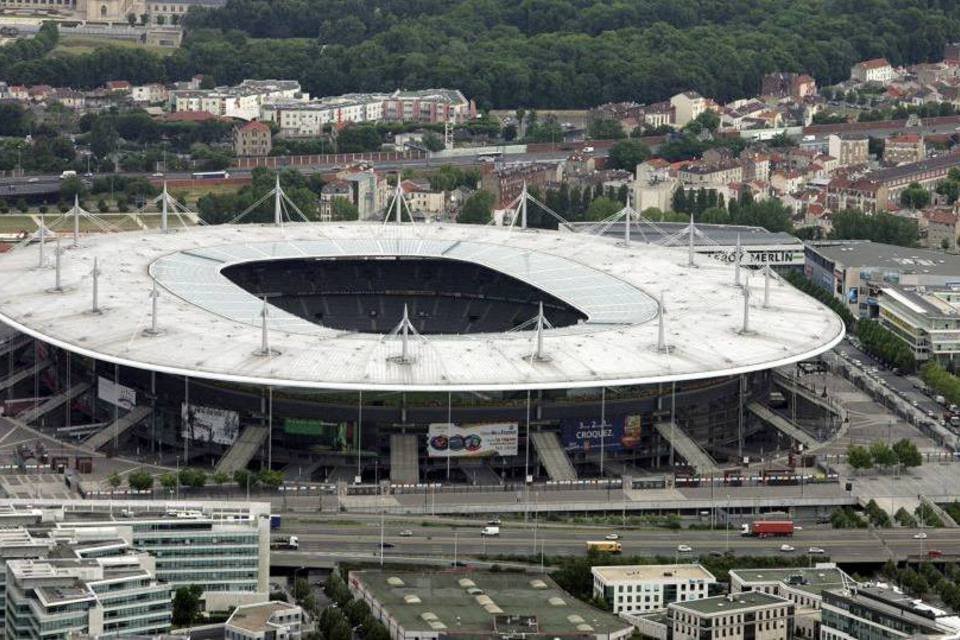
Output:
[0, 222, 843, 391]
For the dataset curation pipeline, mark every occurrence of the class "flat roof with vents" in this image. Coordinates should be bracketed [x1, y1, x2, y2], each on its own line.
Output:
[350, 569, 632, 639]
[591, 563, 716, 585]
[671, 591, 791, 616]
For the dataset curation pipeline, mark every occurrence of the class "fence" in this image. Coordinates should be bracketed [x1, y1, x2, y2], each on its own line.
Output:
[234, 150, 425, 169]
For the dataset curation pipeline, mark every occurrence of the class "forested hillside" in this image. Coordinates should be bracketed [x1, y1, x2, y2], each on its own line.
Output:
[3, 0, 960, 108]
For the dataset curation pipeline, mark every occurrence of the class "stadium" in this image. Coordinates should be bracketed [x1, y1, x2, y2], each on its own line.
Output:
[0, 216, 844, 485]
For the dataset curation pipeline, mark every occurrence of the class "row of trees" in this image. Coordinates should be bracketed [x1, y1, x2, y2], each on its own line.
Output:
[881, 560, 960, 608]
[110, 466, 285, 492]
[783, 271, 856, 329]
[846, 438, 923, 471]
[316, 573, 389, 640]
[197, 167, 337, 224]
[5, 2, 960, 107]
[856, 320, 917, 373]
[828, 210, 920, 247]
[920, 362, 960, 406]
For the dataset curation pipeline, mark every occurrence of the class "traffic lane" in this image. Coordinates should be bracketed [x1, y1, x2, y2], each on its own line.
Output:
[835, 344, 942, 417]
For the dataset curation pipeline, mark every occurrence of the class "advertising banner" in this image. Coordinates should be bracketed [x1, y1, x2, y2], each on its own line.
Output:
[283, 419, 355, 452]
[181, 403, 240, 445]
[560, 415, 642, 452]
[97, 376, 136, 410]
[427, 422, 518, 457]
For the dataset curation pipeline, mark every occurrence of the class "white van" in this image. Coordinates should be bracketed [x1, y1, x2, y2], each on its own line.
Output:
[481, 526, 500, 536]
[59, 170, 77, 180]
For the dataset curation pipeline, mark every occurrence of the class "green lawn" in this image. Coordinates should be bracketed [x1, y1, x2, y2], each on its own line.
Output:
[52, 36, 176, 57]
[0, 216, 36, 233]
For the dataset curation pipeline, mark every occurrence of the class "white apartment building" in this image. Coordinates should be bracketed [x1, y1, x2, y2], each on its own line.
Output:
[669, 91, 707, 127]
[668, 592, 795, 640]
[851, 58, 895, 84]
[171, 79, 303, 120]
[263, 94, 385, 136]
[5, 553, 171, 640]
[226, 601, 303, 640]
[591, 564, 715, 614]
[879, 285, 960, 365]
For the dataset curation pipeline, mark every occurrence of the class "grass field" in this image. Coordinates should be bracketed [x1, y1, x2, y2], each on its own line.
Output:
[0, 216, 36, 234]
[171, 182, 243, 203]
[51, 36, 176, 57]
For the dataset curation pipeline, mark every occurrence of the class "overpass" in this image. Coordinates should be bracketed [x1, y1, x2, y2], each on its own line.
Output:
[772, 373, 838, 417]
[214, 425, 269, 476]
[530, 432, 577, 481]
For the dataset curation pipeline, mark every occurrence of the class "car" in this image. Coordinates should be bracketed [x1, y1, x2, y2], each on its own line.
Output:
[605, 533, 620, 540]
[380, 542, 395, 549]
[912, 400, 920, 407]
[487, 519, 502, 525]
[808, 547, 825, 554]
[914, 532, 928, 539]
[27, 177, 38, 183]
[152, 172, 164, 177]
[398, 529, 413, 537]
[780, 544, 795, 552]
[677, 544, 693, 553]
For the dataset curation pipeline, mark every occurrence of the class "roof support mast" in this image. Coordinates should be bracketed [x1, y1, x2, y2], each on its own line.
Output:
[274, 175, 283, 227]
[73, 194, 80, 247]
[520, 181, 528, 229]
[734, 233, 742, 286]
[161, 182, 169, 233]
[687, 214, 695, 267]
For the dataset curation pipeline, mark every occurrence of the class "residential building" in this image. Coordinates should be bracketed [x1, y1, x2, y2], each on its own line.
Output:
[132, 84, 169, 104]
[336, 170, 388, 221]
[678, 160, 743, 188]
[851, 58, 895, 84]
[878, 285, 960, 364]
[263, 94, 385, 136]
[642, 102, 675, 128]
[821, 585, 960, 640]
[760, 72, 817, 100]
[804, 241, 960, 318]
[400, 180, 445, 216]
[234, 121, 273, 158]
[52, 89, 86, 110]
[827, 134, 869, 167]
[5, 553, 171, 640]
[924, 208, 960, 252]
[729, 564, 856, 639]
[668, 592, 795, 640]
[946, 42, 960, 65]
[740, 151, 771, 183]
[591, 564, 715, 615]
[670, 91, 707, 128]
[381, 89, 475, 124]
[870, 152, 960, 206]
[480, 162, 558, 210]
[884, 134, 926, 165]
[226, 601, 303, 640]
[318, 180, 355, 221]
[171, 79, 303, 121]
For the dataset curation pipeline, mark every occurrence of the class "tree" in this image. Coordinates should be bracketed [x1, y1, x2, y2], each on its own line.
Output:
[893, 438, 923, 467]
[128, 469, 154, 491]
[234, 468, 257, 490]
[160, 473, 177, 490]
[328, 617, 352, 640]
[126, 12, 137, 25]
[900, 182, 931, 209]
[292, 577, 311, 603]
[258, 469, 284, 489]
[212, 470, 230, 486]
[847, 445, 873, 470]
[179, 468, 207, 488]
[607, 139, 650, 171]
[329, 197, 358, 221]
[344, 599, 370, 625]
[585, 196, 622, 221]
[15, 198, 28, 213]
[107, 472, 122, 489]
[421, 132, 445, 152]
[156, 14, 166, 25]
[587, 117, 625, 140]
[172, 585, 203, 626]
[869, 441, 898, 468]
[458, 190, 494, 224]
[0, 104, 31, 137]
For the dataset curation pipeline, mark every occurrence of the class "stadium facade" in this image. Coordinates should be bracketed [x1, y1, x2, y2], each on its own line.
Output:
[0, 222, 843, 484]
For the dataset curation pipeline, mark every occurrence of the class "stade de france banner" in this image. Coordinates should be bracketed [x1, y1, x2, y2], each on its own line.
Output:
[181, 402, 240, 446]
[427, 422, 519, 457]
[560, 416, 643, 452]
[97, 376, 137, 410]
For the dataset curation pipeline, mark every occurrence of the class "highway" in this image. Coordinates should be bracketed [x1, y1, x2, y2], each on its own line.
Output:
[270, 517, 960, 565]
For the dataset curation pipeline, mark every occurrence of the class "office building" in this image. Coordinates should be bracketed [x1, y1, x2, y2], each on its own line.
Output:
[226, 601, 303, 640]
[668, 592, 795, 640]
[591, 564, 715, 614]
[820, 585, 960, 640]
[878, 285, 960, 364]
[804, 241, 960, 318]
[729, 564, 855, 639]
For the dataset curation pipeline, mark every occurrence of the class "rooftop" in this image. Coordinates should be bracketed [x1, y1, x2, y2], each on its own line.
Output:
[0, 223, 843, 392]
[228, 601, 300, 633]
[807, 240, 960, 275]
[592, 564, 715, 584]
[351, 570, 631, 636]
[729, 565, 852, 597]
[672, 591, 790, 616]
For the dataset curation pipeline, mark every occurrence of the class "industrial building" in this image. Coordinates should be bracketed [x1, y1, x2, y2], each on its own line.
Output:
[348, 570, 633, 640]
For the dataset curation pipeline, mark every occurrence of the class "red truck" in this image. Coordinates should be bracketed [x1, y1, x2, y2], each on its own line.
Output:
[741, 520, 794, 538]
